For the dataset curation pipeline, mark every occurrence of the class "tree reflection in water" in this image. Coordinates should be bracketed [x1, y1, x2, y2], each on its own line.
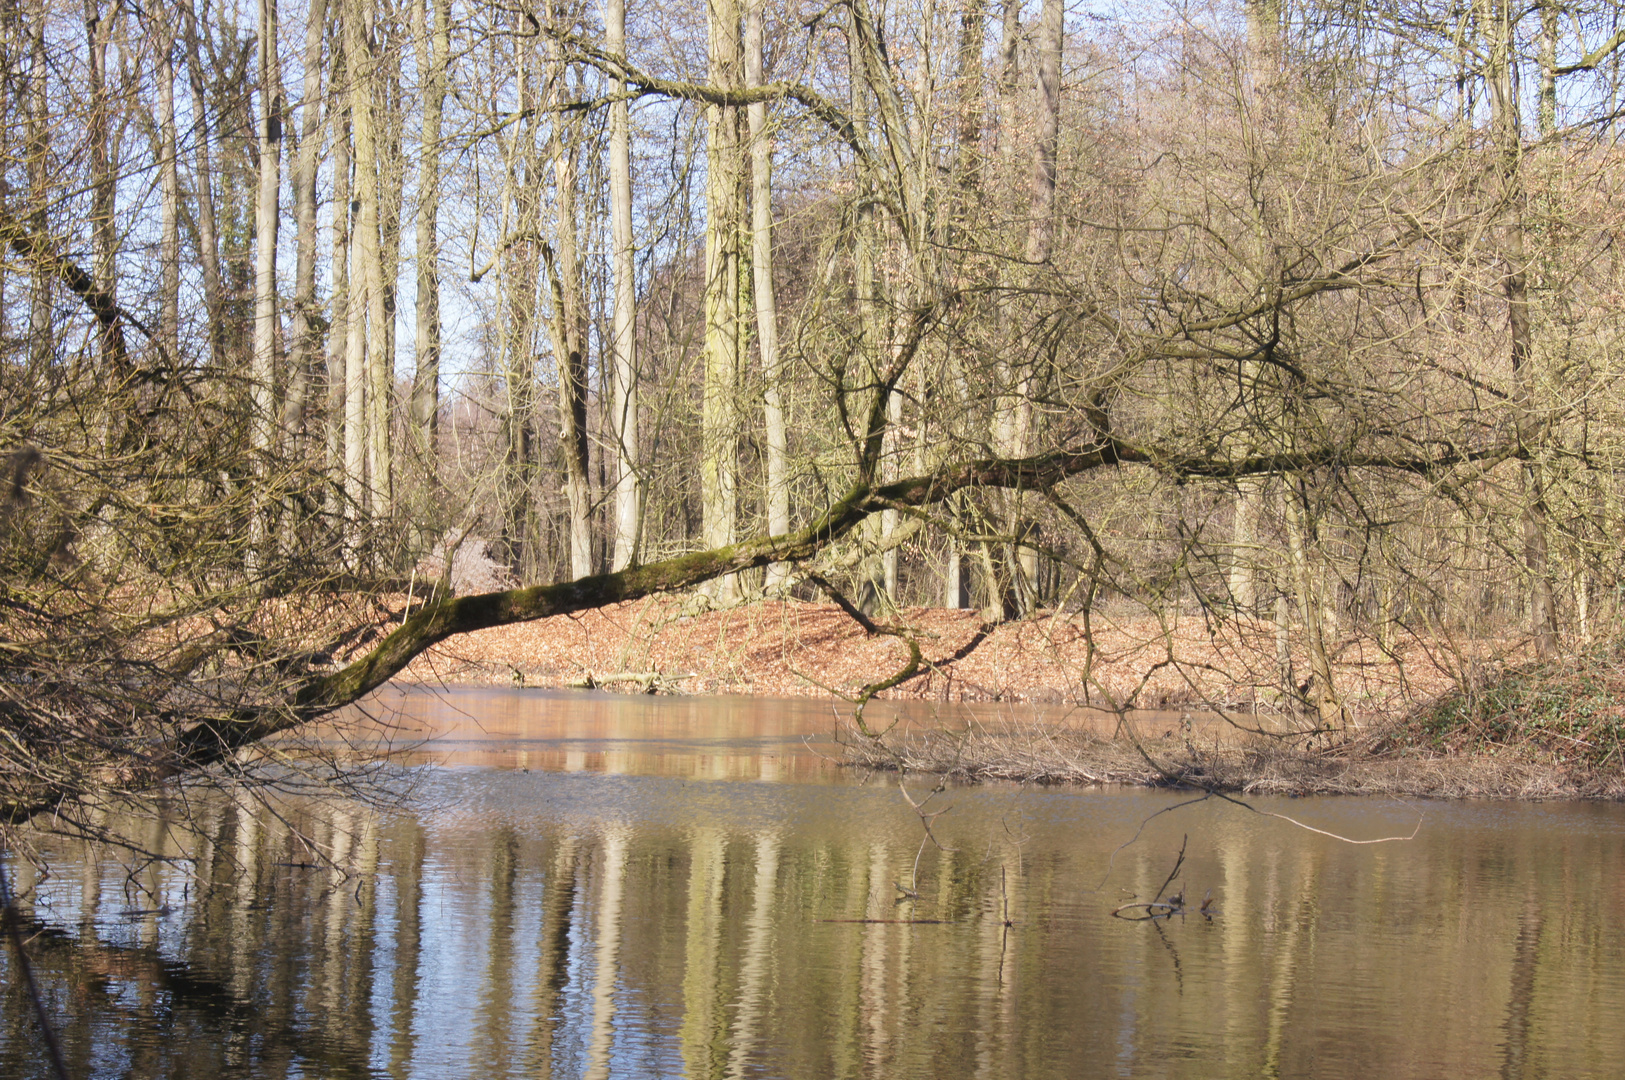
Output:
[4, 752, 1625, 1078]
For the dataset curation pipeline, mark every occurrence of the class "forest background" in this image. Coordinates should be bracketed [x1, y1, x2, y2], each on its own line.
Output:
[4, 0, 1625, 831]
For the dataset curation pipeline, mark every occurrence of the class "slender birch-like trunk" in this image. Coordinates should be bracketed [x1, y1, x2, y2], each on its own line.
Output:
[376, 22, 406, 447]
[1485, 0, 1558, 658]
[988, 0, 1059, 617]
[27, 8, 49, 370]
[941, 0, 982, 608]
[84, 0, 119, 366]
[340, 6, 372, 534]
[411, 0, 448, 474]
[347, 0, 392, 522]
[745, 0, 788, 589]
[1283, 479, 1345, 729]
[156, 9, 180, 359]
[702, 0, 744, 600]
[285, 0, 328, 441]
[544, 20, 594, 580]
[607, 0, 643, 571]
[251, 0, 283, 569]
[182, 1, 224, 372]
[329, 91, 354, 487]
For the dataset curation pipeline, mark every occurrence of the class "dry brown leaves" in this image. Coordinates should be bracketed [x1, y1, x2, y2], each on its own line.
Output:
[395, 598, 1493, 720]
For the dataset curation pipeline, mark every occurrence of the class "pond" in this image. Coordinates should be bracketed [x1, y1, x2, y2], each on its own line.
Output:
[3, 687, 1624, 1078]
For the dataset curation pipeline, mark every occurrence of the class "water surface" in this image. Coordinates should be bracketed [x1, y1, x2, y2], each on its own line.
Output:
[3, 687, 1623, 1078]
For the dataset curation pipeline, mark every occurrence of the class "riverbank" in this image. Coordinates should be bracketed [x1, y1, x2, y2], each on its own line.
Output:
[396, 597, 1480, 714]
[391, 598, 1622, 800]
[836, 717, 1625, 800]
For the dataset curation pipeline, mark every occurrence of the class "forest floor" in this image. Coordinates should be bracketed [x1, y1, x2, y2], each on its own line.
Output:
[393, 598, 1625, 800]
[397, 597, 1477, 711]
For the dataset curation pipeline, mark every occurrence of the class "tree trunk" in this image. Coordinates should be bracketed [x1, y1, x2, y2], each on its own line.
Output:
[497, 27, 542, 579]
[251, 0, 284, 567]
[330, 94, 356, 500]
[181, 0, 224, 372]
[606, 0, 643, 572]
[156, 7, 180, 360]
[84, 1, 116, 298]
[339, 7, 370, 539]
[746, 0, 788, 590]
[347, 0, 393, 524]
[27, 9, 49, 370]
[286, 0, 329, 442]
[548, 32, 594, 581]
[1486, 0, 1558, 658]
[376, 18, 406, 501]
[702, 0, 744, 601]
[410, 0, 448, 491]
[1283, 478, 1345, 730]
[988, 0, 1059, 618]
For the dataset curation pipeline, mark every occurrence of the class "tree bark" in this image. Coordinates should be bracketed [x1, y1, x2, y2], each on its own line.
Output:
[84, 0, 117, 306]
[1486, 0, 1558, 659]
[330, 91, 357, 502]
[286, 0, 329, 441]
[347, 0, 392, 525]
[1283, 477, 1345, 729]
[156, 5, 180, 360]
[251, 0, 284, 568]
[607, 0, 643, 572]
[548, 29, 594, 581]
[181, 0, 225, 372]
[746, 0, 788, 590]
[410, 0, 448, 483]
[702, 0, 745, 600]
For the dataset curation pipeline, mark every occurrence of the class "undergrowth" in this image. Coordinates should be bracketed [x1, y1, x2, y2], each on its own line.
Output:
[1402, 640, 1625, 771]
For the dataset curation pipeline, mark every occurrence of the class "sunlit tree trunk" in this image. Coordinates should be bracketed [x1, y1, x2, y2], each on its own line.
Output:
[339, 9, 370, 537]
[83, 0, 118, 367]
[496, 27, 542, 579]
[607, 0, 643, 571]
[411, 0, 448, 489]
[547, 22, 594, 581]
[745, 0, 788, 590]
[181, 1, 224, 372]
[251, 0, 284, 567]
[849, 8, 885, 612]
[347, 0, 393, 524]
[329, 91, 354, 491]
[702, 0, 744, 600]
[376, 17, 407, 483]
[26, 7, 49, 369]
[1229, 0, 1281, 617]
[1485, 0, 1558, 659]
[941, 0, 983, 609]
[1283, 478, 1345, 729]
[989, 0, 1058, 617]
[286, 0, 329, 442]
[156, 8, 180, 360]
